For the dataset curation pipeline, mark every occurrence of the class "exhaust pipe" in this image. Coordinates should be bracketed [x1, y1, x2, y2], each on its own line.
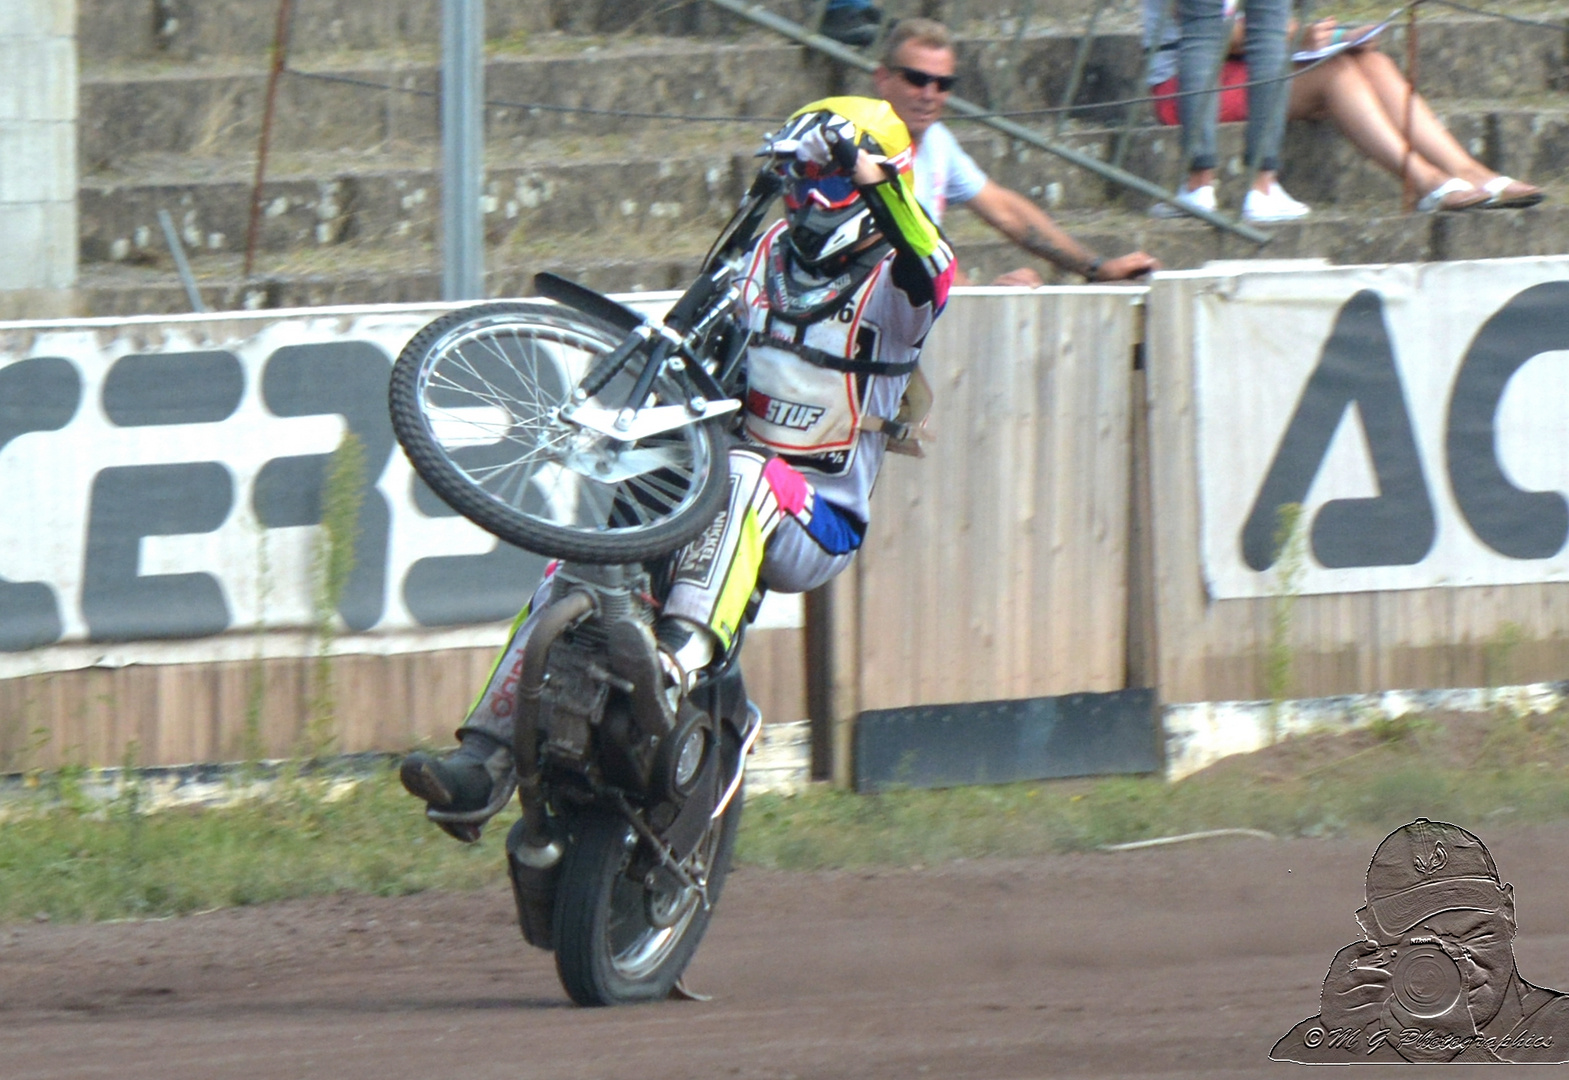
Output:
[512, 588, 595, 849]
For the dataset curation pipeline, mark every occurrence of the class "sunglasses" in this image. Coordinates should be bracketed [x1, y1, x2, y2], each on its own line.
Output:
[784, 172, 859, 211]
[895, 66, 958, 92]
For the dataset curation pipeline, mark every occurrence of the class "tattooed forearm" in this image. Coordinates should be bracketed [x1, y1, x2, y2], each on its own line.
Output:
[1018, 226, 1100, 278]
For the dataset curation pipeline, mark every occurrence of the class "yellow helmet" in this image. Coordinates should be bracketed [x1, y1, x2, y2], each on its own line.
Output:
[786, 96, 914, 173]
[766, 96, 913, 273]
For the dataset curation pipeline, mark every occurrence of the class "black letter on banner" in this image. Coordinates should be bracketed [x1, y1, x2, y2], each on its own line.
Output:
[253, 343, 393, 631]
[102, 351, 244, 425]
[1242, 289, 1435, 571]
[403, 475, 544, 626]
[1447, 281, 1569, 560]
[82, 463, 234, 641]
[0, 358, 81, 650]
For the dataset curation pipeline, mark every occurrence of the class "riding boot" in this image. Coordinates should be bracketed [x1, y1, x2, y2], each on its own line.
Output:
[400, 731, 514, 842]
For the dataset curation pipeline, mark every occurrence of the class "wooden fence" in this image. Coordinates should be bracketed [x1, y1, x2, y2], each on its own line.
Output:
[0, 630, 803, 773]
[813, 289, 1143, 778]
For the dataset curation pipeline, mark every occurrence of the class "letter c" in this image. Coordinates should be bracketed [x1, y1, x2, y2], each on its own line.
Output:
[1447, 281, 1569, 559]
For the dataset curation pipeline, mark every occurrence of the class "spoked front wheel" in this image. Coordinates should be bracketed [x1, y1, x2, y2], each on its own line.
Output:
[389, 301, 728, 563]
[552, 790, 742, 1006]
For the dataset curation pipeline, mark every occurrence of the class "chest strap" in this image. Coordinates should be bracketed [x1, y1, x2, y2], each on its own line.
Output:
[749, 332, 919, 377]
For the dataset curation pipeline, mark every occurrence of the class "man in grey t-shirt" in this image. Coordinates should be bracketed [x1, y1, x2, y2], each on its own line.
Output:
[873, 18, 1159, 285]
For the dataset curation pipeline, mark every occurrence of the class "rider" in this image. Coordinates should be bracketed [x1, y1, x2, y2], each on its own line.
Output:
[400, 96, 954, 839]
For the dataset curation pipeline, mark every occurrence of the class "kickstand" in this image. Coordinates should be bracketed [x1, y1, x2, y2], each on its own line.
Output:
[669, 977, 713, 1002]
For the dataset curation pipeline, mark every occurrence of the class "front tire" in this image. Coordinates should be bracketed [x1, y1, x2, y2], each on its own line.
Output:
[552, 791, 742, 1006]
[388, 301, 728, 563]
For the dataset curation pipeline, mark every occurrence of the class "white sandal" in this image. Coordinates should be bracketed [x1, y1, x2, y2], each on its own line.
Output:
[1479, 175, 1545, 209]
[1416, 177, 1486, 213]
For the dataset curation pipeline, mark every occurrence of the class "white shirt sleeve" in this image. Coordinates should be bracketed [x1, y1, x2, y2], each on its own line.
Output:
[911, 122, 989, 225]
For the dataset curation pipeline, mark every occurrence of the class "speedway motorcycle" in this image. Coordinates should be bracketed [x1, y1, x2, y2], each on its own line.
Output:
[387, 169, 785, 1005]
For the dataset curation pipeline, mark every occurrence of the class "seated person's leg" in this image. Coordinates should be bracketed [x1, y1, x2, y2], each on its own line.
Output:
[1354, 51, 1540, 204]
[1301, 52, 1456, 199]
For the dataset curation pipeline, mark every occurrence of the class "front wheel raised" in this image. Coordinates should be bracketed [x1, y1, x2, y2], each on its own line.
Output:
[388, 301, 729, 563]
[551, 795, 742, 1006]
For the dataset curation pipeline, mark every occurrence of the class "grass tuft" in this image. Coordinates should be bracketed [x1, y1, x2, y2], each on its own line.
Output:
[0, 764, 516, 924]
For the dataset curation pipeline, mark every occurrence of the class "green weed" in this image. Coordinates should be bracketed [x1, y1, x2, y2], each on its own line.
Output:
[306, 433, 367, 761]
[1266, 502, 1307, 742]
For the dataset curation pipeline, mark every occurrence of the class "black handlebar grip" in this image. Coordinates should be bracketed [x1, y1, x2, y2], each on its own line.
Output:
[663, 273, 720, 335]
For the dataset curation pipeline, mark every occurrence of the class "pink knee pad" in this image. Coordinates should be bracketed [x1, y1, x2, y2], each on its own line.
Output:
[761, 456, 812, 517]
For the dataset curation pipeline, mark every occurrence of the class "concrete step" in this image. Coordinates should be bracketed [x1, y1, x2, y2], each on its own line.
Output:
[76, 202, 1569, 317]
[77, 0, 1152, 64]
[76, 240, 714, 317]
[79, 96, 1569, 269]
[1104, 103, 1569, 211]
[81, 144, 757, 265]
[956, 202, 1569, 283]
[80, 41, 820, 168]
[929, 99, 1569, 214]
[79, 18, 1566, 168]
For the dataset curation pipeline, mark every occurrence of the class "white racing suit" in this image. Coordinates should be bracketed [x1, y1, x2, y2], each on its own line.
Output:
[460, 167, 953, 749]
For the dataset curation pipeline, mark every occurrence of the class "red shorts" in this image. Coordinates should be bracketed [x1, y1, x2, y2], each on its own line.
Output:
[1152, 58, 1250, 127]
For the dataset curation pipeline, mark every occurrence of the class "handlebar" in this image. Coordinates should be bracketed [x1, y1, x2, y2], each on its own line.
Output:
[555, 162, 785, 424]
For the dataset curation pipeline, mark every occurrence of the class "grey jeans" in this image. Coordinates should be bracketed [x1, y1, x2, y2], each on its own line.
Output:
[1175, 0, 1290, 174]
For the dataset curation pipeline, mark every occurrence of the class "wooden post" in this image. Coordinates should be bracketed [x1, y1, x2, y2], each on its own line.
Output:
[1125, 313, 1159, 691]
[803, 585, 834, 780]
[829, 564, 860, 789]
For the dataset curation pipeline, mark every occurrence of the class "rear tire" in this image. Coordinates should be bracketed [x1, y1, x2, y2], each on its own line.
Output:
[552, 790, 742, 1005]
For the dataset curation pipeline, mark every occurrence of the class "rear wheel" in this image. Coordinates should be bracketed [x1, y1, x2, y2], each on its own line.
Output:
[552, 790, 742, 1005]
[388, 301, 728, 563]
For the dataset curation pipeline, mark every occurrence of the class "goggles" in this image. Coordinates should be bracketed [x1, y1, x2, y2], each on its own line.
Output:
[784, 171, 859, 211]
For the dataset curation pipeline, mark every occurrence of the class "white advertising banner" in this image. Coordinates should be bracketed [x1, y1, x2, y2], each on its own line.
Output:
[1195, 257, 1569, 600]
[0, 297, 802, 677]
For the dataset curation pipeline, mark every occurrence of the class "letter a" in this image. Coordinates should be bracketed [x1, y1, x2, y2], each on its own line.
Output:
[1241, 290, 1435, 571]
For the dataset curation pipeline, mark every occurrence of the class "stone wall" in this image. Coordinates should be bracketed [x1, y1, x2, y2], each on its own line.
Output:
[0, 0, 76, 318]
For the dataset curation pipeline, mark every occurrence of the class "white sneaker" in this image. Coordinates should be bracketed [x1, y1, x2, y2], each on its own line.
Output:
[1242, 181, 1311, 222]
[1149, 183, 1216, 219]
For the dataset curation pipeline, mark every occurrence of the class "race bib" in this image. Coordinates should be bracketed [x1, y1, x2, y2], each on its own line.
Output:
[743, 343, 860, 456]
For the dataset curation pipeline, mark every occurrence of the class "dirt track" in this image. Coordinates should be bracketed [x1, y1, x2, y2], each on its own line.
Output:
[5, 826, 1569, 1079]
